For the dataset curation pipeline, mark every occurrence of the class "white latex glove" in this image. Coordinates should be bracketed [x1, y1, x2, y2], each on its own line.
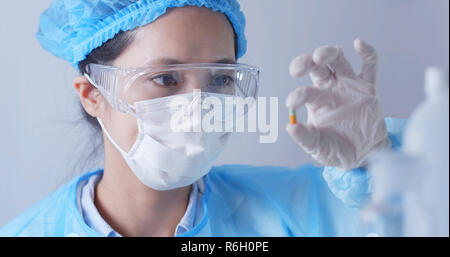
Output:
[286, 38, 391, 171]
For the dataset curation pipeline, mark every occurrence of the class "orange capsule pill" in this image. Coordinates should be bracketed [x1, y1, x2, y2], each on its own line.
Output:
[289, 109, 297, 124]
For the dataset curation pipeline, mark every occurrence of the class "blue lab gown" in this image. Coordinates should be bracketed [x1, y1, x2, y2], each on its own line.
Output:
[0, 118, 405, 236]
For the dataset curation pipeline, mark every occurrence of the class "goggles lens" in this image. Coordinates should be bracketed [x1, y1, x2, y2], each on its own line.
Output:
[85, 63, 259, 113]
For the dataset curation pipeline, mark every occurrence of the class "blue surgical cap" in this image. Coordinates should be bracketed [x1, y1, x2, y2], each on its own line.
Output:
[37, 0, 247, 68]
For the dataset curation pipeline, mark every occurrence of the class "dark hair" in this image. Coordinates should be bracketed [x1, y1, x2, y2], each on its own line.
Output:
[78, 30, 137, 75]
[67, 30, 138, 177]
[77, 30, 138, 131]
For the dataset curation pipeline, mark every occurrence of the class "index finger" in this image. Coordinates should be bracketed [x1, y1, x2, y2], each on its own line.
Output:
[289, 54, 333, 86]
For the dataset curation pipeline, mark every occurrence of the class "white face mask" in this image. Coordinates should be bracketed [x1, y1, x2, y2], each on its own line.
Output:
[98, 92, 232, 190]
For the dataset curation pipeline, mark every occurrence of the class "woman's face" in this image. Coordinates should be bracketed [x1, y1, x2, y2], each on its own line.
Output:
[99, 6, 236, 152]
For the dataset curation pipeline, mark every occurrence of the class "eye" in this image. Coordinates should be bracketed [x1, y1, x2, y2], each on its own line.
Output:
[151, 73, 179, 87]
[210, 75, 235, 87]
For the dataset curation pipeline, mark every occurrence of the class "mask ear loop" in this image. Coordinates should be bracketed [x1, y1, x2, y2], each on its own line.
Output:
[83, 71, 134, 154]
[97, 118, 129, 156]
[83, 73, 128, 154]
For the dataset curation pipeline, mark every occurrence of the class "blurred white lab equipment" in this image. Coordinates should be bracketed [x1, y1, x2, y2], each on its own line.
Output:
[362, 67, 449, 237]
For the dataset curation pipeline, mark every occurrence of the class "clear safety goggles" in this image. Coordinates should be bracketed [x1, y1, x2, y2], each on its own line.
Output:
[84, 63, 260, 115]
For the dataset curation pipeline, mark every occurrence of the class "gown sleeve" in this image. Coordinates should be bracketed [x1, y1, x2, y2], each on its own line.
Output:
[258, 117, 407, 236]
[202, 118, 408, 236]
[322, 117, 407, 208]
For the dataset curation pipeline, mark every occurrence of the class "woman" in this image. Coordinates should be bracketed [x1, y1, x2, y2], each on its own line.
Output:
[0, 0, 404, 237]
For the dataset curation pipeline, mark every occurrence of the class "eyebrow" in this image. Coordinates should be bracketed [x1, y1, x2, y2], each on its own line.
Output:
[145, 57, 237, 66]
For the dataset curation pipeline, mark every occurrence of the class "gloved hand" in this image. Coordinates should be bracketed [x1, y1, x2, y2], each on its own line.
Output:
[286, 38, 391, 171]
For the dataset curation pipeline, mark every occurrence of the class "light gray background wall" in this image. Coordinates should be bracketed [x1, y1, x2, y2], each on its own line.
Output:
[0, 0, 448, 226]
